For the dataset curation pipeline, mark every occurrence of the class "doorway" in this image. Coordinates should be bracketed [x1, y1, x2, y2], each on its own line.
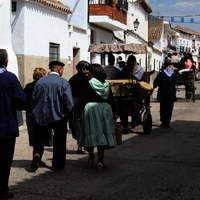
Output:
[73, 48, 80, 75]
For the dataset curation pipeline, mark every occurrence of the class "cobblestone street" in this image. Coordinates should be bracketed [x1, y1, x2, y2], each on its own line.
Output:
[9, 82, 200, 200]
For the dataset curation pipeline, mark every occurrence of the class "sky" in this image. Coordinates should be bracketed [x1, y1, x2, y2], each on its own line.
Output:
[148, 0, 200, 33]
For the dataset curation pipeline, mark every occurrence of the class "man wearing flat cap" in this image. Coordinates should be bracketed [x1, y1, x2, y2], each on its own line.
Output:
[31, 60, 74, 171]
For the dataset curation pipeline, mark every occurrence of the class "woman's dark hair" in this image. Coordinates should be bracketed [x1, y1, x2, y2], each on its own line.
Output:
[76, 60, 90, 71]
[89, 63, 106, 82]
[120, 54, 136, 78]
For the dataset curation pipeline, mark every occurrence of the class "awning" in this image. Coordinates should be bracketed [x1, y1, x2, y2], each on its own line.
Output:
[88, 43, 148, 54]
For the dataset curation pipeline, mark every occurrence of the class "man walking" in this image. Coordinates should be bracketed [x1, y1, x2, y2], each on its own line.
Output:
[153, 64, 177, 128]
[0, 49, 26, 199]
[31, 61, 74, 171]
[69, 60, 89, 154]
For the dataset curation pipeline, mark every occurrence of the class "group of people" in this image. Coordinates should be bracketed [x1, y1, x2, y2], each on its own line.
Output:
[2, 48, 190, 199]
[0, 49, 118, 199]
[104, 53, 145, 81]
[163, 51, 195, 72]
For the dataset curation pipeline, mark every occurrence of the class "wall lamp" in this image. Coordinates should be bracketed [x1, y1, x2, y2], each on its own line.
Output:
[133, 18, 140, 31]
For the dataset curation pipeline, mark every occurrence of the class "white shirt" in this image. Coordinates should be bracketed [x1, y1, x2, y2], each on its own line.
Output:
[135, 65, 144, 80]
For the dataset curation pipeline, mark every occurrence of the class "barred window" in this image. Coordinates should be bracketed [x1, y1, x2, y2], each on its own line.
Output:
[49, 43, 60, 62]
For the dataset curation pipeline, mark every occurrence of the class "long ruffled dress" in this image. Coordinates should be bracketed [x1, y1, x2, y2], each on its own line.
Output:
[78, 78, 117, 148]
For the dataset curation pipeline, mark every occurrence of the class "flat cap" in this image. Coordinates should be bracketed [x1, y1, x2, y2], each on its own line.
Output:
[49, 61, 65, 69]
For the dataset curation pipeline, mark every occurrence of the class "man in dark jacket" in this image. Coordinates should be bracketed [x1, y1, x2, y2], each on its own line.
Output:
[104, 53, 120, 79]
[0, 49, 26, 199]
[69, 60, 89, 154]
[153, 64, 177, 128]
[31, 61, 74, 171]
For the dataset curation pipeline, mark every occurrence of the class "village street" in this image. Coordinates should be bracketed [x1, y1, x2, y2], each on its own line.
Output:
[9, 81, 200, 200]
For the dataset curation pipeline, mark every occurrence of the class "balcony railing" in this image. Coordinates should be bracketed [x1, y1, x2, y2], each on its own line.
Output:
[89, 0, 112, 6]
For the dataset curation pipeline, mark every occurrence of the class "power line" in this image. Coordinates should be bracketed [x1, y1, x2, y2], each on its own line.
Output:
[151, 14, 200, 18]
[158, 14, 200, 18]
[172, 21, 200, 24]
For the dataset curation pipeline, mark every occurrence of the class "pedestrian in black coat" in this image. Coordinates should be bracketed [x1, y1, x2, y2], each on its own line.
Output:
[153, 64, 177, 128]
[0, 49, 26, 199]
[69, 60, 89, 154]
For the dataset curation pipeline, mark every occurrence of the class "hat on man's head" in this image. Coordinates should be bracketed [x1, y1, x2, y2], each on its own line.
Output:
[49, 61, 65, 69]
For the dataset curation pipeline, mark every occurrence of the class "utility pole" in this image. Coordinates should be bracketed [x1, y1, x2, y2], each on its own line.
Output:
[157, 0, 160, 16]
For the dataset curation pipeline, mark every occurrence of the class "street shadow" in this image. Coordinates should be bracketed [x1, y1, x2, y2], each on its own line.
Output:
[11, 117, 200, 199]
[10, 84, 200, 199]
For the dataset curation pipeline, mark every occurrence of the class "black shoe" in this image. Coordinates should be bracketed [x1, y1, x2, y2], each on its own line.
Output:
[39, 160, 46, 167]
[76, 149, 84, 154]
[159, 124, 170, 128]
[97, 161, 106, 171]
[0, 192, 14, 199]
[122, 127, 133, 134]
[31, 153, 40, 171]
[88, 156, 95, 167]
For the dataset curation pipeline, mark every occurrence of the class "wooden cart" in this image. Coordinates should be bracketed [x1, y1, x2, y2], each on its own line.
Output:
[88, 43, 153, 134]
[108, 79, 153, 134]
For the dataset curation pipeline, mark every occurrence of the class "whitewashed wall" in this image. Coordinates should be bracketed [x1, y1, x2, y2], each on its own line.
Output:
[90, 27, 113, 65]
[61, 0, 90, 62]
[126, 1, 150, 71]
[62, 0, 88, 30]
[127, 2, 149, 41]
[0, 0, 18, 77]
[12, 1, 70, 59]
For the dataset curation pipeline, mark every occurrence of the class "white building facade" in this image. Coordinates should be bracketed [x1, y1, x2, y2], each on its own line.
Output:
[61, 0, 90, 75]
[125, 0, 152, 71]
[0, 0, 18, 76]
[11, 0, 71, 85]
[89, 1, 127, 66]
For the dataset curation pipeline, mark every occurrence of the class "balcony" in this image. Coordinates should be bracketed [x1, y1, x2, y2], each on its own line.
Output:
[89, 0, 127, 31]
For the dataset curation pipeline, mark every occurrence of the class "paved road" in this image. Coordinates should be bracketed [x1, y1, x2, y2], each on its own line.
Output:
[9, 81, 200, 200]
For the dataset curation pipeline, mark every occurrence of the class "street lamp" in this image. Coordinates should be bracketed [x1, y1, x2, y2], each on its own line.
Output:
[133, 18, 140, 31]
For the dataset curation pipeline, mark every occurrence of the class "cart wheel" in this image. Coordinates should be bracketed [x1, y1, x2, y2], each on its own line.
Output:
[143, 111, 152, 134]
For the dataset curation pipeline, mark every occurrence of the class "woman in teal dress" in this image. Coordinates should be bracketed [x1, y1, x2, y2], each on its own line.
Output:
[78, 63, 116, 170]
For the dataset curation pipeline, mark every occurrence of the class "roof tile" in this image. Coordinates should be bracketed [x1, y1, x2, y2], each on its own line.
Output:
[30, 0, 71, 13]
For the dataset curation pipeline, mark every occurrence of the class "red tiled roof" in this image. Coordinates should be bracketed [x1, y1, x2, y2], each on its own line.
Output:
[138, 0, 152, 14]
[30, 0, 71, 13]
[148, 18, 163, 40]
[174, 25, 200, 37]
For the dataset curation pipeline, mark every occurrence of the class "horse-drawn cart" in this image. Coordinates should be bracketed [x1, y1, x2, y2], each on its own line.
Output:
[88, 43, 154, 134]
[108, 79, 153, 134]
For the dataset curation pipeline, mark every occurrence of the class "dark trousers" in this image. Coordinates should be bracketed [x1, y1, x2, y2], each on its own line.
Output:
[120, 99, 140, 129]
[34, 117, 67, 169]
[160, 101, 174, 126]
[0, 138, 16, 196]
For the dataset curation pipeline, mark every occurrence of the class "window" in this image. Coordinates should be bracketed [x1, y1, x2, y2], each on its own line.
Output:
[123, 0, 128, 11]
[49, 43, 60, 62]
[12, 2, 17, 12]
[116, 0, 123, 7]
[101, 54, 105, 66]
[89, 0, 112, 5]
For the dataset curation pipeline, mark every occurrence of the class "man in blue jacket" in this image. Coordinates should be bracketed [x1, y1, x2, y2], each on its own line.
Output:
[0, 49, 26, 199]
[31, 61, 74, 171]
